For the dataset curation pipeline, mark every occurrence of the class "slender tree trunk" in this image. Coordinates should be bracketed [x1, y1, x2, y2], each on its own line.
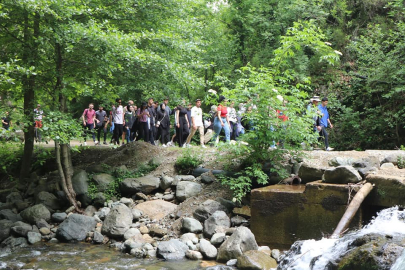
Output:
[20, 12, 40, 183]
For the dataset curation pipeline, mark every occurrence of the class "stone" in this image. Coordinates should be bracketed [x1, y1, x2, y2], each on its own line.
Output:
[6, 192, 23, 204]
[120, 175, 160, 195]
[163, 194, 175, 201]
[186, 250, 203, 260]
[11, 221, 33, 237]
[323, 166, 363, 184]
[149, 226, 168, 237]
[160, 175, 174, 190]
[35, 191, 60, 211]
[120, 197, 133, 206]
[193, 200, 228, 222]
[176, 181, 202, 202]
[1, 236, 28, 251]
[85, 164, 106, 174]
[173, 175, 196, 185]
[39, 227, 51, 235]
[237, 250, 277, 270]
[298, 163, 326, 183]
[258, 246, 271, 256]
[0, 219, 13, 242]
[96, 207, 110, 220]
[132, 208, 143, 220]
[205, 266, 234, 270]
[115, 165, 129, 174]
[157, 239, 189, 260]
[217, 227, 259, 262]
[56, 214, 97, 242]
[36, 219, 50, 229]
[72, 169, 89, 195]
[182, 217, 203, 233]
[226, 259, 238, 266]
[93, 231, 104, 244]
[204, 211, 231, 238]
[180, 233, 198, 243]
[271, 249, 281, 262]
[93, 192, 107, 208]
[0, 209, 22, 222]
[52, 212, 67, 223]
[231, 215, 248, 227]
[124, 228, 141, 240]
[357, 167, 378, 178]
[232, 206, 251, 218]
[210, 233, 226, 246]
[27, 231, 42, 244]
[201, 174, 215, 184]
[20, 204, 51, 224]
[139, 226, 149, 234]
[84, 205, 97, 217]
[381, 163, 395, 169]
[92, 173, 115, 191]
[353, 156, 380, 169]
[216, 198, 235, 213]
[381, 152, 405, 165]
[102, 204, 133, 238]
[328, 157, 354, 167]
[134, 200, 177, 221]
[199, 238, 218, 259]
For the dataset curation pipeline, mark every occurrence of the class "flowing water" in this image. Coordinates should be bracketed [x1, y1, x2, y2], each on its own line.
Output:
[277, 206, 405, 270]
[0, 242, 214, 270]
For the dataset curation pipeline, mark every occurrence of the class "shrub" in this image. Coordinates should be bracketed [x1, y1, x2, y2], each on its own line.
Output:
[175, 148, 203, 174]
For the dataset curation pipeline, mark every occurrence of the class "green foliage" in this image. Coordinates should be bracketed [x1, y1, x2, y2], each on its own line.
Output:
[31, 148, 53, 171]
[397, 156, 405, 170]
[41, 111, 82, 144]
[175, 148, 203, 174]
[0, 143, 23, 177]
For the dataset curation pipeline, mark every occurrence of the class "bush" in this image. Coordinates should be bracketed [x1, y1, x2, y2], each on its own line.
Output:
[175, 148, 203, 174]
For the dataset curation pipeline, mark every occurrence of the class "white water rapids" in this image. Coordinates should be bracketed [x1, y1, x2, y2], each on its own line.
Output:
[276, 206, 405, 270]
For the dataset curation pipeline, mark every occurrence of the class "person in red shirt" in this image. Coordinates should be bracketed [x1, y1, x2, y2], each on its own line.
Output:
[212, 95, 231, 144]
[82, 103, 97, 146]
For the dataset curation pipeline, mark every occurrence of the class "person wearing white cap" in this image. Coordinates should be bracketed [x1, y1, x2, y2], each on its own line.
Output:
[307, 96, 321, 133]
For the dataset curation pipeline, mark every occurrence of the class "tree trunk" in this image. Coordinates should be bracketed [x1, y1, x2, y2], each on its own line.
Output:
[331, 182, 374, 238]
[55, 142, 81, 212]
[19, 12, 40, 183]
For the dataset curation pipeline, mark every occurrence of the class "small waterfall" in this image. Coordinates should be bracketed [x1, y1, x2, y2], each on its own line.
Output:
[277, 207, 405, 270]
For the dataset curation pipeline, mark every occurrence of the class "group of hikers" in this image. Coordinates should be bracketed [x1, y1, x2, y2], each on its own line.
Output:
[0, 94, 334, 151]
[80, 95, 334, 150]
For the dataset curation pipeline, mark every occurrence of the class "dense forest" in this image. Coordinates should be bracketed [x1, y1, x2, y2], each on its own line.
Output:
[1, 0, 405, 155]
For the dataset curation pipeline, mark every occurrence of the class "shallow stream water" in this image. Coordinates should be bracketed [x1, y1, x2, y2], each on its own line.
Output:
[0, 242, 213, 270]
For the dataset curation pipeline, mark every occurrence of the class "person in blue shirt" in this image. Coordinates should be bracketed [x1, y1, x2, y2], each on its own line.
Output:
[317, 97, 334, 151]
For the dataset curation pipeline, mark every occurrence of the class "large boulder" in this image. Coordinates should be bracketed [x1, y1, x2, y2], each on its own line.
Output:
[176, 181, 202, 202]
[199, 238, 218, 259]
[92, 174, 115, 191]
[0, 209, 22, 222]
[328, 157, 354, 167]
[35, 191, 61, 211]
[160, 175, 174, 190]
[323, 166, 363, 184]
[11, 221, 33, 237]
[72, 169, 89, 195]
[237, 250, 277, 270]
[381, 152, 405, 166]
[298, 163, 326, 183]
[0, 236, 28, 251]
[193, 199, 229, 222]
[217, 227, 259, 262]
[173, 175, 196, 186]
[134, 200, 177, 221]
[204, 211, 231, 238]
[120, 175, 160, 195]
[182, 217, 203, 233]
[353, 156, 380, 169]
[20, 204, 51, 224]
[0, 219, 14, 242]
[102, 204, 133, 238]
[56, 214, 96, 242]
[157, 239, 189, 260]
[6, 192, 23, 204]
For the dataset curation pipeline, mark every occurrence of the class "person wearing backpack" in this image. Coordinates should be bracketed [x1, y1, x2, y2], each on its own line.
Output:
[95, 104, 108, 145]
[82, 103, 97, 146]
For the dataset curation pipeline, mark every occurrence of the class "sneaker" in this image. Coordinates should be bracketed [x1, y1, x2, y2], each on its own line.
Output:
[103, 141, 107, 145]
[326, 147, 334, 151]
[122, 142, 125, 145]
[94, 141, 98, 145]
[167, 141, 172, 146]
[83, 142, 87, 146]
[201, 145, 207, 148]
[182, 144, 187, 148]
[186, 144, 191, 148]
[162, 144, 167, 147]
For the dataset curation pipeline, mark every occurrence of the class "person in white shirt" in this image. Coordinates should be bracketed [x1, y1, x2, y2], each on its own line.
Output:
[185, 99, 206, 148]
[112, 98, 125, 145]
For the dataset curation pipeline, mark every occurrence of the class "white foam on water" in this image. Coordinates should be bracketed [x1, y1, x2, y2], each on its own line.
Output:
[281, 207, 405, 270]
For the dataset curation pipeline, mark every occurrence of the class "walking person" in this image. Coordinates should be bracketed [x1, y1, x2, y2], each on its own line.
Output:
[175, 103, 190, 147]
[95, 105, 108, 145]
[124, 105, 136, 143]
[156, 103, 170, 147]
[147, 98, 156, 145]
[185, 99, 206, 148]
[82, 103, 97, 146]
[2, 111, 11, 130]
[34, 104, 44, 142]
[112, 98, 125, 145]
[227, 100, 237, 140]
[212, 95, 231, 144]
[203, 105, 217, 144]
[317, 97, 334, 151]
[136, 102, 150, 143]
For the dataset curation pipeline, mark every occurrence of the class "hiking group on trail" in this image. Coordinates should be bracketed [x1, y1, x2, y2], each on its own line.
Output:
[2, 95, 334, 151]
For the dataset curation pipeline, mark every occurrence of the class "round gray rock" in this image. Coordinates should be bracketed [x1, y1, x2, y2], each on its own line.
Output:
[176, 181, 202, 202]
[92, 174, 115, 191]
[217, 227, 259, 262]
[120, 175, 160, 195]
[182, 217, 203, 233]
[20, 204, 51, 224]
[27, 232, 42, 244]
[56, 214, 97, 242]
[199, 238, 218, 259]
[102, 204, 133, 238]
[323, 165, 363, 184]
[157, 239, 189, 260]
[193, 199, 229, 222]
[52, 212, 67, 223]
[72, 169, 89, 195]
[204, 211, 231, 238]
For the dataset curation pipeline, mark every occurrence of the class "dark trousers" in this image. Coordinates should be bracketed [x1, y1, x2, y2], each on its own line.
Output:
[159, 126, 170, 144]
[113, 124, 123, 144]
[318, 126, 329, 149]
[176, 117, 189, 147]
[139, 122, 149, 143]
[83, 123, 95, 142]
[149, 125, 156, 145]
[96, 125, 107, 142]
